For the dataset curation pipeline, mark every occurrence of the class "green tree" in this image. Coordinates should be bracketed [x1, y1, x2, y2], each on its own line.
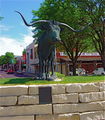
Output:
[73, 0, 105, 70]
[0, 55, 5, 65]
[59, 30, 90, 75]
[0, 52, 16, 70]
[32, 0, 91, 75]
[4, 52, 15, 64]
[22, 49, 26, 55]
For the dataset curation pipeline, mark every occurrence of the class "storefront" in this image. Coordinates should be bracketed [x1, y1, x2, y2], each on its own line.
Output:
[56, 52, 102, 75]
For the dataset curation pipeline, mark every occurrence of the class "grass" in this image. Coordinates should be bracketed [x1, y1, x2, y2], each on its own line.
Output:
[0, 73, 104, 85]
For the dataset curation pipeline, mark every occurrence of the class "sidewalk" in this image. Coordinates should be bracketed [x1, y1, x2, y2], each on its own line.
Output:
[0, 70, 32, 78]
[23, 72, 36, 77]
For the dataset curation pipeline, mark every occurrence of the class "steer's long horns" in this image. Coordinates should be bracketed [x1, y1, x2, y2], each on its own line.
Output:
[58, 22, 79, 32]
[15, 11, 32, 26]
[15, 11, 51, 26]
[58, 22, 91, 32]
[31, 20, 51, 25]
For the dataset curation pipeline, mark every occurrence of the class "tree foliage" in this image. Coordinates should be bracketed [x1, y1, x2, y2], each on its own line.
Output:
[22, 49, 26, 54]
[32, 0, 105, 74]
[73, 0, 105, 70]
[0, 55, 5, 65]
[32, 0, 92, 75]
[0, 52, 15, 65]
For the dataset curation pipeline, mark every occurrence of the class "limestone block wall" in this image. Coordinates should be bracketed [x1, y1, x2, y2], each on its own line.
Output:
[0, 82, 105, 120]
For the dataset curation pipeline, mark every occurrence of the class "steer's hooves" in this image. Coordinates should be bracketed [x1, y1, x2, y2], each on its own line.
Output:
[32, 76, 45, 80]
[47, 75, 57, 81]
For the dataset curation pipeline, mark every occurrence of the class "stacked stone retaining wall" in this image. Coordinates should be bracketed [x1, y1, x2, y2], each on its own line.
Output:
[0, 82, 105, 120]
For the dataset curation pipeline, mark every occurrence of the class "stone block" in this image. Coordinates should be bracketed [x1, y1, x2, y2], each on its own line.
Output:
[0, 96, 17, 106]
[104, 91, 105, 101]
[100, 82, 105, 91]
[36, 114, 80, 120]
[53, 104, 78, 114]
[51, 84, 66, 94]
[28, 85, 39, 95]
[29, 84, 66, 95]
[53, 101, 105, 114]
[79, 91, 104, 103]
[0, 115, 34, 120]
[56, 114, 80, 120]
[18, 95, 39, 105]
[78, 101, 105, 112]
[66, 83, 99, 93]
[0, 85, 28, 96]
[80, 111, 105, 120]
[36, 115, 57, 120]
[0, 104, 52, 117]
[52, 93, 78, 103]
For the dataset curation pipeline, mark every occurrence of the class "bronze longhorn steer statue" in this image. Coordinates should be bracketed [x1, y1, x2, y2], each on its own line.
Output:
[16, 11, 89, 80]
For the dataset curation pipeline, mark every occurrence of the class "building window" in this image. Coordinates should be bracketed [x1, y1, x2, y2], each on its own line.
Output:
[34, 47, 38, 59]
[30, 49, 33, 59]
[27, 52, 29, 64]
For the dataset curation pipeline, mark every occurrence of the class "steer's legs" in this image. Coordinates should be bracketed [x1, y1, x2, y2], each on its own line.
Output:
[46, 60, 50, 79]
[51, 60, 54, 76]
[45, 60, 48, 80]
[50, 59, 56, 80]
[39, 60, 45, 80]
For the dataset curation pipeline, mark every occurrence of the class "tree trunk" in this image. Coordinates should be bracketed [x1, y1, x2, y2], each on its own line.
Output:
[1, 65, 3, 69]
[72, 61, 77, 76]
[101, 54, 105, 71]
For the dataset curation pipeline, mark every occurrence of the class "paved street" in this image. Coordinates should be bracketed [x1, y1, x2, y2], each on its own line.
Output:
[0, 70, 31, 78]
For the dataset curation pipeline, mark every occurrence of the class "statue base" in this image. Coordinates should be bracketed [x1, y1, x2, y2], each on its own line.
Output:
[33, 76, 62, 81]
[52, 78, 62, 81]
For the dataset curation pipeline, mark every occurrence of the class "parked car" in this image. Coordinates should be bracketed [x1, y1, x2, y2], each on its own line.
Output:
[7, 68, 14, 74]
[69, 68, 86, 76]
[16, 70, 23, 75]
[4, 69, 8, 72]
[93, 68, 105, 75]
[77, 68, 86, 75]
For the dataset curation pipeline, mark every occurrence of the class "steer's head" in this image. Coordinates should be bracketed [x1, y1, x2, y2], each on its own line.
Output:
[47, 21, 61, 44]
